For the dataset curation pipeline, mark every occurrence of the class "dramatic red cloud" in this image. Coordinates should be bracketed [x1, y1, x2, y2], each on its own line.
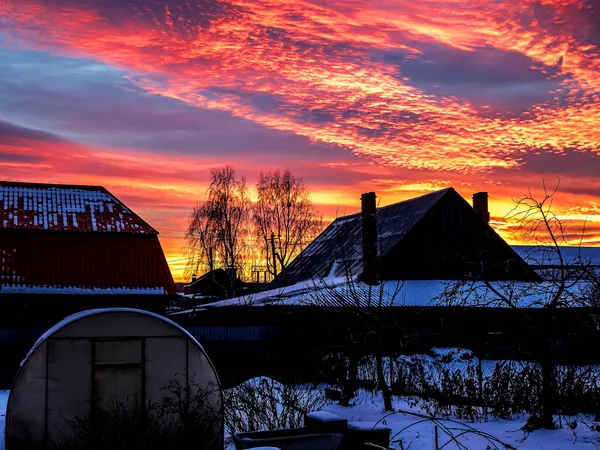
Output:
[3, 0, 600, 172]
[1, 0, 599, 280]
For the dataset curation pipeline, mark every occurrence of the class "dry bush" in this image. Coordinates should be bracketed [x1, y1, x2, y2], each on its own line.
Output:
[51, 378, 222, 450]
[223, 377, 330, 436]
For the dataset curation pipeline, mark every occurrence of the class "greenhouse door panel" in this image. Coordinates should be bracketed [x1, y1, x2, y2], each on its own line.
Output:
[46, 338, 93, 444]
[95, 367, 143, 412]
[93, 339, 144, 414]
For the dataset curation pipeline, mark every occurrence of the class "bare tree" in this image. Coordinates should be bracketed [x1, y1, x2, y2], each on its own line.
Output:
[185, 205, 219, 276]
[185, 166, 251, 295]
[434, 181, 595, 309]
[433, 181, 598, 430]
[253, 168, 322, 277]
[296, 210, 406, 413]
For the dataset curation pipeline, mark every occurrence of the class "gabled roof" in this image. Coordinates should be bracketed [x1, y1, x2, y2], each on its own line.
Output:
[270, 188, 452, 287]
[0, 181, 156, 234]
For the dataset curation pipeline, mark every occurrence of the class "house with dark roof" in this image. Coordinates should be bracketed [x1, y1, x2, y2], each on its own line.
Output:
[270, 188, 539, 288]
[0, 181, 176, 297]
[183, 268, 239, 298]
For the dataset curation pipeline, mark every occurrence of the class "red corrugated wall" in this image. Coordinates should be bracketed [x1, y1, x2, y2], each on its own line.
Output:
[0, 230, 176, 295]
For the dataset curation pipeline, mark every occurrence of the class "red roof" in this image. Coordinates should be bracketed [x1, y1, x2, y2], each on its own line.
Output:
[0, 181, 156, 234]
[0, 231, 176, 294]
[0, 181, 176, 295]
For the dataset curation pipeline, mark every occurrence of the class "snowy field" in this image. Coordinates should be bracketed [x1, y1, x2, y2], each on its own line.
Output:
[1, 387, 597, 449]
[320, 391, 599, 450]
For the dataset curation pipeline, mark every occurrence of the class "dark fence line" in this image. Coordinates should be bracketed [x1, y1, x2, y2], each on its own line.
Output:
[173, 305, 600, 365]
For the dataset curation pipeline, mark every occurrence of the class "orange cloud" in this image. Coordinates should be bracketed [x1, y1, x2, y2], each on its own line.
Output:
[2, 0, 600, 174]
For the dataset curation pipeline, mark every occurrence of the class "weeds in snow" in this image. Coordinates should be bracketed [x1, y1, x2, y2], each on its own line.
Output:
[223, 377, 330, 436]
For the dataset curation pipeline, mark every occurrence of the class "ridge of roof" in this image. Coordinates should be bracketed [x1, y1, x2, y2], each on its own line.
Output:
[331, 187, 453, 222]
[0, 180, 107, 192]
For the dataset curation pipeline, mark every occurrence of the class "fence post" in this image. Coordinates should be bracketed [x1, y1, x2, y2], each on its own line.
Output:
[541, 320, 556, 429]
[541, 357, 555, 428]
[340, 351, 358, 406]
[477, 357, 483, 400]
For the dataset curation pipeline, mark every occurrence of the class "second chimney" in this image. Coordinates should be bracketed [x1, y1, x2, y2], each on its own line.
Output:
[361, 192, 379, 285]
[473, 192, 490, 223]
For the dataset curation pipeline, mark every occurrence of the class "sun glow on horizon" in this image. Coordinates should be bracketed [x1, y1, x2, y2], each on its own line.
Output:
[1, 0, 599, 283]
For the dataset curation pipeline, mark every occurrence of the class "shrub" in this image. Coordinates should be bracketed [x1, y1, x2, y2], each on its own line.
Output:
[51, 378, 223, 450]
[223, 377, 330, 436]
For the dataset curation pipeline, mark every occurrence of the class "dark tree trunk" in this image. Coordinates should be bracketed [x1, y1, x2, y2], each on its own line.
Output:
[541, 357, 556, 429]
[376, 355, 393, 412]
[340, 352, 358, 407]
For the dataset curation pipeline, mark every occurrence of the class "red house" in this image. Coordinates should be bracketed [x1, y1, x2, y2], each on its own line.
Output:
[0, 181, 176, 296]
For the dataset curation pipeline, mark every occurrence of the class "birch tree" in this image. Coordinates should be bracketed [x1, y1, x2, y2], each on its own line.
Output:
[253, 168, 322, 277]
[186, 166, 251, 295]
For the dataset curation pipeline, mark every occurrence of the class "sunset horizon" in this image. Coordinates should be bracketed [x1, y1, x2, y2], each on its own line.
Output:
[2, 0, 600, 282]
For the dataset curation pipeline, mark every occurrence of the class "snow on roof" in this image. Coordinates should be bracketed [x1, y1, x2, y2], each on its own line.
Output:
[0, 181, 156, 234]
[1, 285, 166, 295]
[175, 277, 593, 310]
[170, 278, 337, 312]
[173, 279, 445, 309]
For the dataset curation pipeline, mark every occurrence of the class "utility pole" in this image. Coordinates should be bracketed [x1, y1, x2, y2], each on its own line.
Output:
[271, 231, 278, 277]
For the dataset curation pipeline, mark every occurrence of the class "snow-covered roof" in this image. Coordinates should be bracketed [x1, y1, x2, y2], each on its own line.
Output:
[1, 285, 166, 295]
[0, 181, 156, 234]
[175, 277, 593, 310]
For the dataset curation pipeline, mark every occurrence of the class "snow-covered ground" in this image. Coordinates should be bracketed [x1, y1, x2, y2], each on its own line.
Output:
[321, 391, 598, 450]
[2, 386, 597, 449]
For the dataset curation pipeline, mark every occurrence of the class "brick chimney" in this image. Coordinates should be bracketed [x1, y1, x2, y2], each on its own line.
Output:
[473, 192, 490, 223]
[361, 192, 379, 285]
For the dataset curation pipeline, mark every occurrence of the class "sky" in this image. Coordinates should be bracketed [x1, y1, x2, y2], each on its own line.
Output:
[1, 0, 600, 281]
